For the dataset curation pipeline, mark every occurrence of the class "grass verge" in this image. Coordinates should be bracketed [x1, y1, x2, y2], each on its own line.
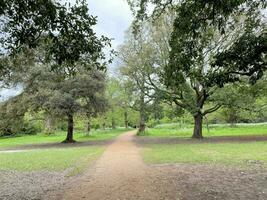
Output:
[142, 142, 267, 167]
[0, 146, 104, 174]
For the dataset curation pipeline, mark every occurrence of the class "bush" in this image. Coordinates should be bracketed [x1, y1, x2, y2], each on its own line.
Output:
[0, 119, 40, 136]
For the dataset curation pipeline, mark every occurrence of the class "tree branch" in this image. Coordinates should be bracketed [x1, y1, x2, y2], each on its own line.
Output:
[203, 104, 221, 115]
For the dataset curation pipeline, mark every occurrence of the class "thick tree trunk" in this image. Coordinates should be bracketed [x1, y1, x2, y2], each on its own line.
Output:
[192, 113, 203, 139]
[139, 120, 145, 132]
[124, 110, 128, 129]
[63, 114, 75, 143]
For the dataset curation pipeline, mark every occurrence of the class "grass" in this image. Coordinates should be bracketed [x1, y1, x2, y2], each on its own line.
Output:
[0, 128, 130, 149]
[146, 123, 267, 138]
[143, 142, 267, 167]
[0, 146, 104, 174]
[142, 123, 267, 167]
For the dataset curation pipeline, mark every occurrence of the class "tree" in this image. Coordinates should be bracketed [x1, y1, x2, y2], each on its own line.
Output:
[119, 29, 156, 134]
[82, 74, 107, 134]
[105, 77, 134, 129]
[0, 0, 60, 86]
[128, 0, 267, 138]
[20, 63, 107, 142]
[106, 78, 120, 129]
[0, 94, 28, 135]
[119, 80, 135, 129]
[214, 74, 267, 124]
[0, 0, 111, 94]
[4, 0, 112, 142]
[119, 10, 177, 133]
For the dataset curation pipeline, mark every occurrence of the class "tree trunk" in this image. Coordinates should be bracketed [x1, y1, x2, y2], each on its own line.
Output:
[124, 110, 128, 129]
[138, 93, 146, 134]
[111, 108, 116, 129]
[111, 117, 116, 129]
[228, 108, 238, 127]
[192, 113, 203, 139]
[44, 115, 53, 134]
[86, 120, 91, 134]
[63, 114, 75, 143]
[139, 121, 145, 132]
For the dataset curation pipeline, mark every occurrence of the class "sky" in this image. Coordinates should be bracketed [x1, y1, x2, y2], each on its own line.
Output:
[86, 0, 133, 48]
[0, 0, 133, 101]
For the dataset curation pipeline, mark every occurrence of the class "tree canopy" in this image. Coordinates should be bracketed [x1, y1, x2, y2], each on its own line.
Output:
[127, 0, 267, 138]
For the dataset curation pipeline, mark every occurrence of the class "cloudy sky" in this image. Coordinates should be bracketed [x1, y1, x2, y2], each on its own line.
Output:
[0, 0, 133, 101]
[87, 0, 133, 48]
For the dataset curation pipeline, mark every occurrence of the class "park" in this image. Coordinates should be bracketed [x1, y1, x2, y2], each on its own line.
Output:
[0, 0, 267, 199]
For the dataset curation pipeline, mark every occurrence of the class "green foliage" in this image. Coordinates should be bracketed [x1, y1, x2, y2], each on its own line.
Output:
[128, 0, 266, 138]
[0, 0, 58, 52]
[0, 0, 112, 142]
[212, 33, 267, 85]
[0, 119, 40, 136]
[0, 95, 41, 136]
[1, 0, 112, 68]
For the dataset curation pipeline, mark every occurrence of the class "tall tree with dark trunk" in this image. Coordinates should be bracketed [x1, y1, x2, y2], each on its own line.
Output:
[20, 64, 107, 143]
[3, 0, 112, 142]
[128, 0, 267, 138]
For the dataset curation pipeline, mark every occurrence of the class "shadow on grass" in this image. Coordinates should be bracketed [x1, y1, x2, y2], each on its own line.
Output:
[0, 140, 112, 151]
[134, 135, 267, 145]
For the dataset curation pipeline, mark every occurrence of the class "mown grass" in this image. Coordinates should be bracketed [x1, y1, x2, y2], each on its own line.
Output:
[143, 142, 267, 167]
[0, 128, 130, 149]
[145, 123, 267, 138]
[0, 146, 104, 174]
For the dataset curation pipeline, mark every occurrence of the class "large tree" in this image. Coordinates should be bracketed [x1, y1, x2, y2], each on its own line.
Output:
[17, 61, 107, 142]
[119, 29, 157, 134]
[128, 0, 267, 138]
[3, 0, 112, 142]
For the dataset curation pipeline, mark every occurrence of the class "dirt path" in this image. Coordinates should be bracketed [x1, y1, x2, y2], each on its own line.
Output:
[62, 131, 177, 200]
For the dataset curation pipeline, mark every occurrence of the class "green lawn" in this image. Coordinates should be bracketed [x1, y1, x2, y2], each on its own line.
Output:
[146, 123, 267, 138]
[143, 142, 267, 167]
[0, 128, 130, 149]
[0, 146, 104, 175]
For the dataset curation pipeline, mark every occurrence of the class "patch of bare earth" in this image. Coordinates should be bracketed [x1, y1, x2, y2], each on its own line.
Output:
[0, 170, 65, 200]
[151, 164, 267, 200]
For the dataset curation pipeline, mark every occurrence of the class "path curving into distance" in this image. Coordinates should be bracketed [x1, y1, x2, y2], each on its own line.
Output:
[62, 130, 177, 200]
